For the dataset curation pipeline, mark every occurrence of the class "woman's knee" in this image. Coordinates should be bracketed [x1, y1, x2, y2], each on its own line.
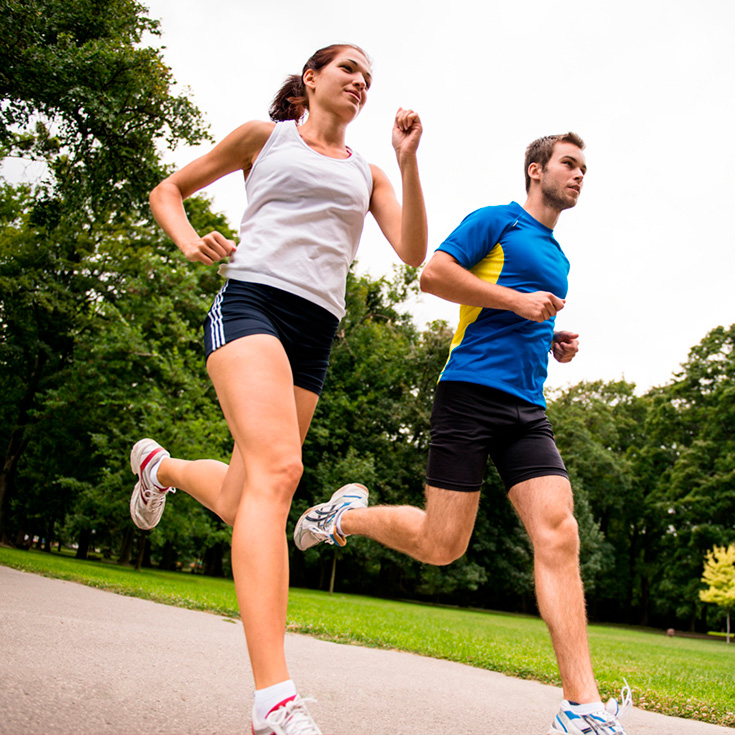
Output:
[250, 453, 304, 503]
[223, 452, 304, 526]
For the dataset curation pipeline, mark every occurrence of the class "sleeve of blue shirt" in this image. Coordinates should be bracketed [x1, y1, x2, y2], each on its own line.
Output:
[436, 206, 509, 270]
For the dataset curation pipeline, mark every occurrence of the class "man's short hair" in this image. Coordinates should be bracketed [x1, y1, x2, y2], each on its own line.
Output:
[524, 132, 585, 192]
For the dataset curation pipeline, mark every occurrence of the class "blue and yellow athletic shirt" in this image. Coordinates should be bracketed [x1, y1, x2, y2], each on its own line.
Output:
[436, 201, 570, 408]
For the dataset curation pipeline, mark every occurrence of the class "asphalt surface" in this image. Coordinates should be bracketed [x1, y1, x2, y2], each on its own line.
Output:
[0, 565, 731, 735]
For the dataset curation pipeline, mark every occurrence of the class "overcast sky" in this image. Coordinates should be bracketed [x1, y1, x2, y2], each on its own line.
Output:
[140, 0, 734, 395]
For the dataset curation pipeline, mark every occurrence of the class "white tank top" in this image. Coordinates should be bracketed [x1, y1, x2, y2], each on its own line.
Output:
[219, 120, 374, 319]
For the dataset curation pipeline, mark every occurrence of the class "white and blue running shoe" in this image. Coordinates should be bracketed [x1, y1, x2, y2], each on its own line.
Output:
[549, 681, 632, 734]
[293, 483, 368, 550]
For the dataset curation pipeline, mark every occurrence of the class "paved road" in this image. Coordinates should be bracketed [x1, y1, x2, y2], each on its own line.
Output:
[0, 565, 730, 734]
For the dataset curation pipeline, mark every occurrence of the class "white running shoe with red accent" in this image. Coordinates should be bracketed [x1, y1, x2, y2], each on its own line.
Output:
[251, 695, 322, 735]
[129, 438, 174, 530]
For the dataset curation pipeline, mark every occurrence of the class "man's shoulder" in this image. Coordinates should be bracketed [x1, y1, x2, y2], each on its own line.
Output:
[452, 202, 523, 236]
[462, 201, 520, 221]
[439, 202, 522, 263]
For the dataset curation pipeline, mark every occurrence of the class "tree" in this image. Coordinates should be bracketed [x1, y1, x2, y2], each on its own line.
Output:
[645, 325, 735, 629]
[699, 544, 735, 643]
[0, 0, 208, 223]
[0, 181, 234, 562]
[0, 0, 209, 541]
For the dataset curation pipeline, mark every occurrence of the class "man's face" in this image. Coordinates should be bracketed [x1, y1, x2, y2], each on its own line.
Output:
[538, 142, 587, 211]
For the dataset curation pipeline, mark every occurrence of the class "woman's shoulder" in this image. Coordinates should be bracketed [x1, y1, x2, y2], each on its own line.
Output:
[229, 119, 278, 146]
[215, 120, 278, 172]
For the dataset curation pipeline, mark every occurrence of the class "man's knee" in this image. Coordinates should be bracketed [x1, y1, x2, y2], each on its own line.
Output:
[419, 486, 479, 565]
[420, 534, 470, 566]
[535, 510, 580, 560]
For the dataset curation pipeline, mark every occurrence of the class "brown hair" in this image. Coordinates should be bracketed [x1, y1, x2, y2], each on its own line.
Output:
[269, 44, 370, 122]
[524, 132, 585, 192]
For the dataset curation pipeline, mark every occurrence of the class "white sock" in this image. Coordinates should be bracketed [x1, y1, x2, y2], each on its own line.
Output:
[253, 679, 297, 722]
[148, 455, 168, 491]
[334, 508, 348, 537]
[568, 701, 605, 715]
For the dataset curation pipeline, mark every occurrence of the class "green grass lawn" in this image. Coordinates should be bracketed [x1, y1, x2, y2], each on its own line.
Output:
[2, 546, 733, 727]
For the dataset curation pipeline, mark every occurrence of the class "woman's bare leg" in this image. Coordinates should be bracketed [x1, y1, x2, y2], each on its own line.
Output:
[206, 334, 318, 688]
[157, 379, 317, 527]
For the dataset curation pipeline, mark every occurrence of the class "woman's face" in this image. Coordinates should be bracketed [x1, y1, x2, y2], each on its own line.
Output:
[305, 48, 373, 120]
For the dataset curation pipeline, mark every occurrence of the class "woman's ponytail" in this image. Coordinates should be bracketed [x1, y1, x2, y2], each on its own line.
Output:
[269, 74, 308, 122]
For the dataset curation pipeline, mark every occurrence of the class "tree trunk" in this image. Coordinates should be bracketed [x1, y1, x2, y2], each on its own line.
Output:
[638, 574, 650, 627]
[0, 427, 27, 544]
[160, 540, 177, 571]
[204, 542, 224, 577]
[626, 526, 639, 624]
[134, 531, 149, 571]
[118, 527, 133, 566]
[329, 552, 337, 595]
[76, 528, 92, 560]
[0, 352, 46, 543]
[728, 610, 731, 644]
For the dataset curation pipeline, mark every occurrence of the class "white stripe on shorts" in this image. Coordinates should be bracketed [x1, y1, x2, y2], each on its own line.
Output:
[210, 281, 229, 350]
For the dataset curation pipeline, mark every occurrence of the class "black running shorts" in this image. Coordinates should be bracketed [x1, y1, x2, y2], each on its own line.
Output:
[203, 280, 339, 395]
[425, 380, 569, 493]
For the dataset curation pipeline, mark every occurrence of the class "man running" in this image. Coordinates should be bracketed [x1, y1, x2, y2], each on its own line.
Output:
[295, 133, 632, 735]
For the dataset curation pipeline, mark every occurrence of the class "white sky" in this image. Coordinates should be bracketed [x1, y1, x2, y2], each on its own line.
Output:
[141, 0, 734, 394]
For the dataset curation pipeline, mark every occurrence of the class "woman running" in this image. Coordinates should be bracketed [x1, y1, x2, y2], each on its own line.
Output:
[129, 43, 427, 735]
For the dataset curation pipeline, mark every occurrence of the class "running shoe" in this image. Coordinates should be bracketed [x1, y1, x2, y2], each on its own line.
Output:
[252, 695, 322, 735]
[293, 483, 369, 550]
[129, 438, 175, 530]
[548, 681, 632, 735]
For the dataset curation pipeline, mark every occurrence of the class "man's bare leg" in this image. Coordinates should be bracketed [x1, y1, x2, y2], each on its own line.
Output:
[340, 486, 480, 566]
[509, 475, 600, 704]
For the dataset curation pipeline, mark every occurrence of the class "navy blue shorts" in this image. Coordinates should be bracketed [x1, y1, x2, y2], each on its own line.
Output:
[203, 280, 339, 396]
[425, 380, 568, 493]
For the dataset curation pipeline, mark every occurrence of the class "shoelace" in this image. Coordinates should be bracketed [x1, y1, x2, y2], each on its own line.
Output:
[306, 501, 344, 524]
[142, 487, 166, 509]
[264, 697, 320, 735]
[574, 680, 631, 734]
[306, 503, 351, 545]
[579, 712, 622, 734]
[605, 679, 632, 719]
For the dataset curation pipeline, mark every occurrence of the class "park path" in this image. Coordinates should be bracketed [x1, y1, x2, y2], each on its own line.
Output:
[0, 565, 731, 735]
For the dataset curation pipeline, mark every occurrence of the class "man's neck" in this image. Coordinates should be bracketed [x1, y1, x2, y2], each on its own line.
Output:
[522, 193, 561, 230]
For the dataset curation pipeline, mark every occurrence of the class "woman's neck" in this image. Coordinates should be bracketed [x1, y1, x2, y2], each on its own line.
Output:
[297, 111, 350, 159]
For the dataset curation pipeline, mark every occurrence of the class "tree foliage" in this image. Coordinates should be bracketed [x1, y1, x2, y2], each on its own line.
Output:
[699, 544, 735, 643]
[644, 325, 735, 627]
[0, 179, 233, 564]
[0, 0, 208, 222]
[0, 0, 210, 542]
